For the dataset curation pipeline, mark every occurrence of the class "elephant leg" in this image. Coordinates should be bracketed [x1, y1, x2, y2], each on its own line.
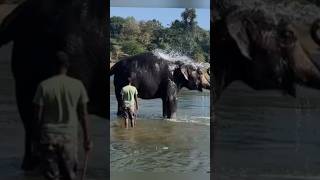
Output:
[162, 98, 168, 118]
[166, 97, 177, 119]
[115, 86, 123, 116]
[166, 80, 178, 119]
[117, 103, 122, 116]
[15, 85, 38, 170]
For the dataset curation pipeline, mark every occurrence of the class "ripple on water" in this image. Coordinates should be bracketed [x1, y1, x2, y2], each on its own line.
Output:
[110, 119, 210, 173]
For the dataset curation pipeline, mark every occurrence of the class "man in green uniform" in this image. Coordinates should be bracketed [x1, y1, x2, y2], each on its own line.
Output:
[121, 77, 138, 128]
[33, 51, 92, 180]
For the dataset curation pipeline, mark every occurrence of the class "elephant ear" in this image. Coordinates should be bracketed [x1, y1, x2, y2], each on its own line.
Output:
[226, 16, 256, 60]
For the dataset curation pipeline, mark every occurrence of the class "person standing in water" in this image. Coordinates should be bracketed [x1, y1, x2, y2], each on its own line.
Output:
[121, 77, 139, 128]
[33, 51, 92, 180]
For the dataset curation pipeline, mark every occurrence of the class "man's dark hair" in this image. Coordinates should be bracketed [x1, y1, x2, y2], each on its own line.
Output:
[128, 77, 132, 83]
[56, 51, 70, 69]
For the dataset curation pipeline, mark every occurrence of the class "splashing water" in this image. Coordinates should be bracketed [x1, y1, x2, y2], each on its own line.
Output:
[152, 49, 210, 70]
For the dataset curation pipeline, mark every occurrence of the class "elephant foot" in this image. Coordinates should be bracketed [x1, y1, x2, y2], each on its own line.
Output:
[21, 158, 34, 171]
[167, 113, 177, 120]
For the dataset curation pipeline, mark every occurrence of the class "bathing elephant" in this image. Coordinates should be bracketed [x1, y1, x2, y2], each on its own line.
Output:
[213, 8, 320, 102]
[0, 0, 107, 170]
[110, 52, 210, 119]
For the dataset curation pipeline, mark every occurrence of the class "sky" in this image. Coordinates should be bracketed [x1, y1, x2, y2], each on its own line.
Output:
[110, 7, 210, 30]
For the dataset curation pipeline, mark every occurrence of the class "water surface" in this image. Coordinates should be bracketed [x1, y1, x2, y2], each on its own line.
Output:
[110, 78, 210, 174]
[214, 82, 320, 179]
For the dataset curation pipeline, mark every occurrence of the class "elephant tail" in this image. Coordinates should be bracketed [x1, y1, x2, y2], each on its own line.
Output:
[109, 62, 118, 76]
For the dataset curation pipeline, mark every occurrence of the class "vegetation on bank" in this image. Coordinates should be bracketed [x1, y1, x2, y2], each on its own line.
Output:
[110, 8, 210, 63]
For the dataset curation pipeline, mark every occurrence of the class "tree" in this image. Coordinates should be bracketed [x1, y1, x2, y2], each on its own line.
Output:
[138, 19, 164, 51]
[121, 40, 145, 56]
[110, 16, 126, 38]
[120, 17, 141, 41]
[160, 9, 205, 56]
[109, 8, 210, 62]
[181, 8, 197, 30]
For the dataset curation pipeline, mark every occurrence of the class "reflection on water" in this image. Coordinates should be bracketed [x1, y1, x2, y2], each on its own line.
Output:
[0, 115, 108, 180]
[111, 120, 209, 172]
[214, 82, 320, 178]
[110, 79, 210, 173]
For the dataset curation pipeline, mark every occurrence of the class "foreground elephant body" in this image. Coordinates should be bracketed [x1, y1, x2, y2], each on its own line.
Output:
[213, 8, 320, 101]
[110, 51, 210, 119]
[0, 0, 107, 169]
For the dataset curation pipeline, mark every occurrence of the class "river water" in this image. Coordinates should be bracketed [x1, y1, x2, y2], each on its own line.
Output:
[214, 82, 320, 179]
[0, 44, 109, 180]
[110, 78, 210, 176]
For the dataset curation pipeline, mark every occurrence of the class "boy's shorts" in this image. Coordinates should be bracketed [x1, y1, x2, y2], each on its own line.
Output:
[39, 135, 77, 180]
[122, 106, 136, 120]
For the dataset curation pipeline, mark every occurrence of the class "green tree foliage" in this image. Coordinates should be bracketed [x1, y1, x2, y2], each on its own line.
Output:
[110, 16, 126, 38]
[120, 17, 141, 41]
[181, 8, 197, 30]
[110, 8, 210, 62]
[121, 40, 145, 56]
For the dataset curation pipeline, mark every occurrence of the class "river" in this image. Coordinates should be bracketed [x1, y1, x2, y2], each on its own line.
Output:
[214, 82, 320, 179]
[110, 78, 210, 178]
[0, 43, 109, 179]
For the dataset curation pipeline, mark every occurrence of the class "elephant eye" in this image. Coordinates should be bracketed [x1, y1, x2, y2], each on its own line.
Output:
[284, 31, 294, 38]
[281, 30, 296, 40]
[279, 29, 297, 46]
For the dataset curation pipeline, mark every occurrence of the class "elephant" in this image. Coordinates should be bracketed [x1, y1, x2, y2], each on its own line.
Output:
[213, 8, 320, 102]
[110, 51, 210, 119]
[0, 0, 107, 170]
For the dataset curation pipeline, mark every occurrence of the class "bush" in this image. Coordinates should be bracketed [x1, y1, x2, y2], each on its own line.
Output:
[121, 40, 145, 56]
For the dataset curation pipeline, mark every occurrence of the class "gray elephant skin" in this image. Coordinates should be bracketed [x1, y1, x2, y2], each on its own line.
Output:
[213, 8, 320, 102]
[0, 0, 107, 170]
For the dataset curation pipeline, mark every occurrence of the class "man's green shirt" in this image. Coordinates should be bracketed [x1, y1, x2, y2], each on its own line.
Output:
[33, 74, 89, 141]
[121, 85, 138, 108]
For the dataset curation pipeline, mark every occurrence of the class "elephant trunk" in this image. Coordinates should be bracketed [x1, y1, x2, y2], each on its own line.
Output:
[288, 40, 320, 89]
[200, 73, 210, 90]
[311, 19, 320, 47]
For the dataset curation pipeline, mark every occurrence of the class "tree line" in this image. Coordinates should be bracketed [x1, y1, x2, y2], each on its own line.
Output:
[110, 8, 210, 62]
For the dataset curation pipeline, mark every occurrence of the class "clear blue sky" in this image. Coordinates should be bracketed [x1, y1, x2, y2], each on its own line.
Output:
[110, 7, 210, 30]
